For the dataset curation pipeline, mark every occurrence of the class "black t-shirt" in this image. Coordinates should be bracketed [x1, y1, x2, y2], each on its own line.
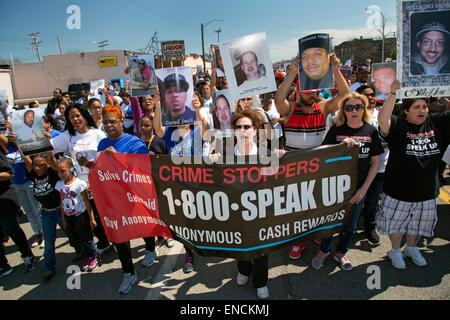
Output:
[26, 167, 61, 209]
[323, 122, 384, 188]
[0, 149, 20, 216]
[145, 136, 168, 155]
[382, 112, 450, 202]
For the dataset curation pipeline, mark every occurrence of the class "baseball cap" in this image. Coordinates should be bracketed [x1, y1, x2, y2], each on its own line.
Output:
[164, 73, 189, 92]
[416, 21, 450, 41]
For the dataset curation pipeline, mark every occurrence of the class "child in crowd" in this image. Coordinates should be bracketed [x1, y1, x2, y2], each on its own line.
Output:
[21, 151, 68, 281]
[55, 157, 100, 272]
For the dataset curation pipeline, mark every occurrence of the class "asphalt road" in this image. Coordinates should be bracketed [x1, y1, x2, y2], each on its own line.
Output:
[1, 186, 449, 303]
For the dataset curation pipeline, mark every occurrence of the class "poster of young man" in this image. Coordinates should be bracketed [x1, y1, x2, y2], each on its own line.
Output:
[12, 108, 53, 156]
[397, 0, 450, 98]
[212, 89, 233, 136]
[372, 62, 397, 100]
[219, 32, 277, 101]
[128, 54, 157, 97]
[298, 33, 334, 91]
[211, 44, 226, 77]
[155, 66, 196, 127]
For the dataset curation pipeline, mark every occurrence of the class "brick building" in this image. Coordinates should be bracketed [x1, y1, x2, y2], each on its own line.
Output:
[334, 37, 397, 65]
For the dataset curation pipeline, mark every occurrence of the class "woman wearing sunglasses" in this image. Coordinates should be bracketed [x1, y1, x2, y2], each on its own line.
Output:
[210, 110, 285, 299]
[377, 80, 450, 269]
[312, 92, 383, 271]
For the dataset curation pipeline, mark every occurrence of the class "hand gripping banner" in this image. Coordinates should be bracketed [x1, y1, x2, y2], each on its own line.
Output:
[89, 152, 173, 243]
[151, 144, 359, 260]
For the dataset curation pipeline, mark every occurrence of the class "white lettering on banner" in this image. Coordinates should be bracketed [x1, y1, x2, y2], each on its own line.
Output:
[322, 175, 351, 206]
[96, 169, 153, 184]
[259, 223, 290, 241]
[103, 217, 118, 230]
[121, 215, 167, 227]
[126, 192, 156, 210]
[292, 210, 345, 234]
[170, 225, 242, 245]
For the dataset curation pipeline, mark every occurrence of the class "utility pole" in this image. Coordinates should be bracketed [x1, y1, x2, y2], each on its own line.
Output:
[29, 32, 42, 63]
[144, 32, 161, 55]
[201, 19, 223, 72]
[97, 40, 109, 51]
[214, 27, 221, 43]
[57, 36, 63, 55]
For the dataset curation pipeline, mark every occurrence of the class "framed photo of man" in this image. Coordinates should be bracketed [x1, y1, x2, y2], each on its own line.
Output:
[12, 108, 53, 156]
[397, 0, 450, 98]
[219, 32, 277, 101]
[128, 54, 157, 97]
[372, 62, 397, 100]
[298, 33, 334, 91]
[155, 66, 196, 127]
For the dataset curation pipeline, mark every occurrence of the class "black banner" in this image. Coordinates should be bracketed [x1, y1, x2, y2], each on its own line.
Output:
[151, 144, 358, 260]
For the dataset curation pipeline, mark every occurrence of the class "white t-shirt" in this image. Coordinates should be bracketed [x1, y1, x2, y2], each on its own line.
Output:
[264, 100, 283, 139]
[368, 109, 389, 173]
[51, 129, 106, 182]
[55, 178, 87, 216]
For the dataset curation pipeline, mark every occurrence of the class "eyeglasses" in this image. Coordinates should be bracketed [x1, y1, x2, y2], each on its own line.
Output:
[138, 62, 146, 65]
[234, 124, 253, 131]
[102, 119, 121, 125]
[344, 104, 364, 112]
[421, 39, 445, 47]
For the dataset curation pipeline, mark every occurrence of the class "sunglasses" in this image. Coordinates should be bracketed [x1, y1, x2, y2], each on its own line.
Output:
[364, 93, 375, 97]
[234, 124, 253, 131]
[344, 104, 364, 112]
[102, 119, 121, 125]
[143, 98, 153, 102]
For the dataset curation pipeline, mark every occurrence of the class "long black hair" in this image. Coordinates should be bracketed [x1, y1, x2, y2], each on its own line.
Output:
[65, 103, 97, 136]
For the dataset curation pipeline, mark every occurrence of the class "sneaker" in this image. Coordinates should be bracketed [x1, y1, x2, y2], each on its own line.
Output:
[311, 250, 330, 270]
[0, 265, 13, 279]
[165, 238, 175, 248]
[96, 244, 111, 256]
[333, 252, 353, 271]
[30, 234, 43, 248]
[365, 227, 380, 245]
[81, 257, 90, 271]
[118, 272, 138, 295]
[388, 249, 406, 269]
[142, 249, 158, 267]
[183, 253, 194, 273]
[236, 272, 249, 286]
[289, 243, 306, 260]
[23, 255, 36, 272]
[88, 257, 101, 272]
[256, 286, 269, 299]
[404, 246, 427, 267]
[313, 238, 322, 245]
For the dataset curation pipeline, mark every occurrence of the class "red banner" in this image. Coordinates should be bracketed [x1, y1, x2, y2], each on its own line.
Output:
[89, 152, 172, 243]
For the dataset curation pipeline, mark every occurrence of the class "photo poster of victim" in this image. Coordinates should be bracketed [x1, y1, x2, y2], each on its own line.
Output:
[339, 66, 353, 83]
[0, 90, 8, 135]
[211, 44, 226, 77]
[397, 0, 450, 98]
[372, 62, 397, 100]
[155, 66, 196, 127]
[219, 32, 277, 101]
[128, 54, 157, 97]
[212, 89, 233, 134]
[12, 108, 53, 156]
[298, 33, 334, 91]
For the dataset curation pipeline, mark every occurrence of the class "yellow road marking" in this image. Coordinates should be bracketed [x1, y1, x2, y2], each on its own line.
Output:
[439, 186, 450, 204]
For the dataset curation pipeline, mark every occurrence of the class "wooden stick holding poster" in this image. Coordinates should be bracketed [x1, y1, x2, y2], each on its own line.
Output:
[396, 0, 450, 98]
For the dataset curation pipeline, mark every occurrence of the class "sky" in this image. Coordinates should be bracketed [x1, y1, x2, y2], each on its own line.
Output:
[0, 0, 397, 64]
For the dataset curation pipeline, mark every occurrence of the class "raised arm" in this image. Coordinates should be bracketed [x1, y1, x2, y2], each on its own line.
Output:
[210, 65, 218, 93]
[320, 53, 350, 117]
[152, 90, 166, 138]
[274, 54, 298, 117]
[378, 79, 400, 136]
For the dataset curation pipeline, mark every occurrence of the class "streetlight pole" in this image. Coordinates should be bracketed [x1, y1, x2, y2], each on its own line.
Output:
[366, 7, 386, 63]
[201, 19, 223, 72]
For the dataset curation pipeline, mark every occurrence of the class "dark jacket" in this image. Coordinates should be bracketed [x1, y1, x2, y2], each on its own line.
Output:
[410, 56, 450, 75]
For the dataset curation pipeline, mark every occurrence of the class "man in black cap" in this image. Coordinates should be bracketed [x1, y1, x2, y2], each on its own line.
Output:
[298, 33, 334, 91]
[162, 73, 196, 125]
[411, 21, 450, 75]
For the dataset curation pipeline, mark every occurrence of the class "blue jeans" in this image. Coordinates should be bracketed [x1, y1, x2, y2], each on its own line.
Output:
[41, 208, 67, 272]
[361, 173, 385, 228]
[321, 194, 367, 255]
[14, 182, 42, 235]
